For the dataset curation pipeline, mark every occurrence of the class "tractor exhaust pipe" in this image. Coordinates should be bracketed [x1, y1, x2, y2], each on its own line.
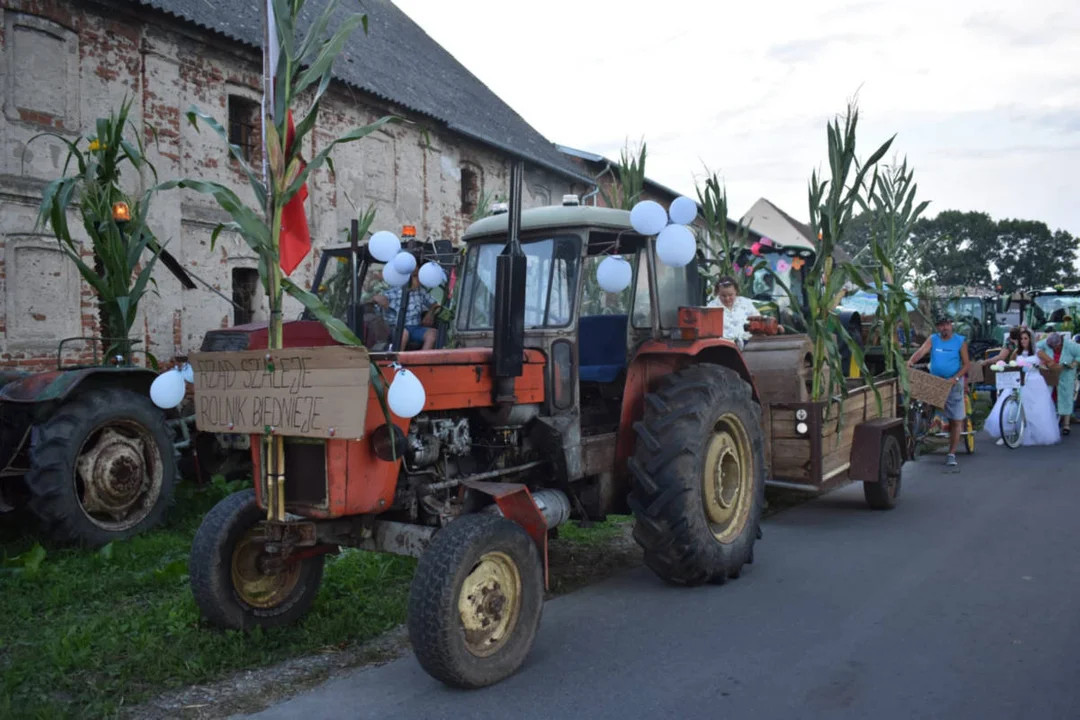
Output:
[492, 160, 527, 403]
[484, 488, 571, 530]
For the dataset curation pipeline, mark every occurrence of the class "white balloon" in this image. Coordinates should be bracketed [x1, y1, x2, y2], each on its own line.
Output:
[387, 368, 426, 418]
[629, 200, 667, 236]
[655, 224, 697, 267]
[669, 196, 697, 225]
[180, 363, 194, 384]
[392, 251, 417, 275]
[418, 261, 446, 289]
[368, 231, 401, 262]
[383, 264, 410, 287]
[150, 368, 186, 409]
[596, 255, 632, 293]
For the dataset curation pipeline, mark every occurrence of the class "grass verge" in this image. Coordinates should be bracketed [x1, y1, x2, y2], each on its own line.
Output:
[0, 484, 641, 720]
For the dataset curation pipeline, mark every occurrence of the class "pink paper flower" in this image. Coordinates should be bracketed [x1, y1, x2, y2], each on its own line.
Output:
[744, 265, 754, 276]
[732, 263, 742, 274]
[751, 242, 762, 256]
[776, 259, 791, 273]
[760, 237, 773, 247]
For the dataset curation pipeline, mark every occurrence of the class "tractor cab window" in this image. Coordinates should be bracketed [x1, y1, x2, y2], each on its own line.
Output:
[631, 248, 694, 328]
[312, 251, 354, 325]
[458, 234, 580, 330]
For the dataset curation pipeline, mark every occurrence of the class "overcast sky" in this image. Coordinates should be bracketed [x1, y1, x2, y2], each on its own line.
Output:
[393, 0, 1080, 235]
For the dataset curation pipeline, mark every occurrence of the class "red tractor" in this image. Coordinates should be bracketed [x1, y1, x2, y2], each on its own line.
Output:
[189, 165, 765, 688]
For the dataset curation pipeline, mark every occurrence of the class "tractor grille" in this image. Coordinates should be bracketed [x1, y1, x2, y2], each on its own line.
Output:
[200, 331, 251, 352]
[283, 438, 328, 507]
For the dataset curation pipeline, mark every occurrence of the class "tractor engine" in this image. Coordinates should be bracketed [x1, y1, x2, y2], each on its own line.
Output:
[393, 404, 543, 526]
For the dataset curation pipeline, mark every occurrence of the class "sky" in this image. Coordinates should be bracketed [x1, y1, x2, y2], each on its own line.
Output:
[392, 0, 1080, 235]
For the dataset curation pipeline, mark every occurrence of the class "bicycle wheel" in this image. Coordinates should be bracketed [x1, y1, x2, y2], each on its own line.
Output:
[906, 402, 930, 459]
[999, 393, 1026, 449]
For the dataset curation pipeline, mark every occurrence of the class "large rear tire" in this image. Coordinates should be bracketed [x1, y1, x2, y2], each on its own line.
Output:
[25, 388, 176, 547]
[627, 364, 766, 586]
[189, 489, 325, 630]
[407, 514, 544, 689]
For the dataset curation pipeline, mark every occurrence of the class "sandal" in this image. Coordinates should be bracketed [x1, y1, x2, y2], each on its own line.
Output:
[1063, 427, 1071, 436]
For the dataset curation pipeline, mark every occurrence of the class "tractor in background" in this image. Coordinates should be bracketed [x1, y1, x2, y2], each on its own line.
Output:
[188, 163, 767, 688]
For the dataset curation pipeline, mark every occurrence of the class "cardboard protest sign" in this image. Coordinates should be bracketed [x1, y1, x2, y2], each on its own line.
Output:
[189, 346, 370, 439]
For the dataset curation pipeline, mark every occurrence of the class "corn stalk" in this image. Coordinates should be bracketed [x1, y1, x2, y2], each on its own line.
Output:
[33, 97, 163, 364]
[851, 159, 930, 403]
[768, 102, 893, 418]
[598, 139, 647, 210]
[156, 0, 401, 518]
[693, 168, 761, 294]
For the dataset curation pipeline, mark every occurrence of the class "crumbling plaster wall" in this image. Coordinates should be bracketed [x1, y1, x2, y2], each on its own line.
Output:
[0, 0, 588, 370]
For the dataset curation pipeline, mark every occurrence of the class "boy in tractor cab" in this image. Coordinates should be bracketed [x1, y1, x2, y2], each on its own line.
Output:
[372, 262, 442, 350]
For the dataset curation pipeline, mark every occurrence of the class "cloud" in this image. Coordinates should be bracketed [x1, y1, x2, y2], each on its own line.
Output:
[964, 10, 1077, 47]
[766, 34, 863, 64]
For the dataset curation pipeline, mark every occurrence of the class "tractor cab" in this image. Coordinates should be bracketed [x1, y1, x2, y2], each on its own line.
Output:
[304, 230, 458, 351]
[1028, 287, 1080, 333]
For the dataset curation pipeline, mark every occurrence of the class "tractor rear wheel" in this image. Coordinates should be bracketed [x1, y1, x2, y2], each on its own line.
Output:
[189, 489, 325, 630]
[628, 363, 766, 586]
[407, 513, 544, 689]
[25, 387, 176, 547]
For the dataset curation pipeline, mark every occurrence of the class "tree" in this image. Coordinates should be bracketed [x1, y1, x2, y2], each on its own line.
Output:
[908, 210, 998, 287]
[993, 219, 1079, 292]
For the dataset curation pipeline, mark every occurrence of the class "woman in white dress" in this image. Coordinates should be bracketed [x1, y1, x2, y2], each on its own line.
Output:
[984, 328, 1061, 446]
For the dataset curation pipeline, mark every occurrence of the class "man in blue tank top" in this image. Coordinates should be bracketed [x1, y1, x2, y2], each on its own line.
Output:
[907, 314, 970, 466]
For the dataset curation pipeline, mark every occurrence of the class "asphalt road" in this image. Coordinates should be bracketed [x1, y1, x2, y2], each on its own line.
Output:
[242, 441, 1080, 720]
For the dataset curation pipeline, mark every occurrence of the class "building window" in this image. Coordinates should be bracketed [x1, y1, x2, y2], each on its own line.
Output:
[460, 166, 480, 217]
[232, 267, 260, 325]
[228, 95, 260, 162]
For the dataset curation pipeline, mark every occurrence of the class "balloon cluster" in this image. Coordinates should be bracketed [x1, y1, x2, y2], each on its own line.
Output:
[150, 362, 194, 410]
[369, 230, 447, 290]
[595, 195, 699, 295]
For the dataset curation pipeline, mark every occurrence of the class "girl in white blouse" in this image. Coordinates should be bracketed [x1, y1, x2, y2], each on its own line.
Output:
[707, 276, 758, 347]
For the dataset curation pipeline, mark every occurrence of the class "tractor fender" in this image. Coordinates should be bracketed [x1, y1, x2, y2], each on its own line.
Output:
[0, 367, 158, 406]
[614, 338, 760, 479]
[849, 417, 905, 481]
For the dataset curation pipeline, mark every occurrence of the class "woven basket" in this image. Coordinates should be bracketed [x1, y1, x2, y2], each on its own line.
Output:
[1040, 366, 1062, 389]
[908, 369, 954, 409]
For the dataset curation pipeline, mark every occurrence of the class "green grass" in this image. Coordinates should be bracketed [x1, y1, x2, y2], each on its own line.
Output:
[556, 515, 633, 547]
[0, 481, 415, 720]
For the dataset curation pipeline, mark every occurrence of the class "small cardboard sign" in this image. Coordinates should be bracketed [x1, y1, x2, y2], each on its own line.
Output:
[189, 346, 371, 439]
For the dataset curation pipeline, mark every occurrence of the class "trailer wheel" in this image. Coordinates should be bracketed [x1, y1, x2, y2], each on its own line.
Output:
[25, 387, 176, 547]
[627, 363, 766, 586]
[408, 514, 544, 689]
[190, 489, 325, 630]
[864, 433, 903, 510]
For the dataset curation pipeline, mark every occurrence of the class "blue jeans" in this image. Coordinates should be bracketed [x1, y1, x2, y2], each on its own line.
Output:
[405, 325, 430, 345]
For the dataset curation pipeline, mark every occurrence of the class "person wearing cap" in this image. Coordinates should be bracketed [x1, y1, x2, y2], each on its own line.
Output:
[1036, 331, 1080, 435]
[907, 313, 970, 466]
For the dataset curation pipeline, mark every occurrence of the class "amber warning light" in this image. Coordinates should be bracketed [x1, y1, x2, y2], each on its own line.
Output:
[112, 202, 131, 222]
[402, 225, 416, 238]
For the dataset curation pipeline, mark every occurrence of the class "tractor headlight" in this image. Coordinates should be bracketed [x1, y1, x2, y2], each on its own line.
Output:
[796, 422, 809, 435]
[796, 408, 808, 421]
[371, 424, 406, 462]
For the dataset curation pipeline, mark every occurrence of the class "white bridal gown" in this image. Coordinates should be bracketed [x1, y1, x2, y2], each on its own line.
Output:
[984, 354, 1061, 446]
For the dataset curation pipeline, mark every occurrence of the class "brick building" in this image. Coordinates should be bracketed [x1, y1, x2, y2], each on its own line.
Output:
[0, 0, 595, 370]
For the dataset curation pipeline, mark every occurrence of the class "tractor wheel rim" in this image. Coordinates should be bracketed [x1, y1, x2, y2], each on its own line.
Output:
[75, 419, 163, 531]
[701, 413, 753, 542]
[231, 526, 302, 609]
[458, 551, 522, 658]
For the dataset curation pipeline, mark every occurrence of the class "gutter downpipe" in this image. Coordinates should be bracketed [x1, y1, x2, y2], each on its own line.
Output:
[581, 161, 612, 206]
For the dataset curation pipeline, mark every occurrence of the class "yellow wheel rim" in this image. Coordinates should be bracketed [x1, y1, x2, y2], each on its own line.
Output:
[230, 526, 301, 609]
[458, 551, 522, 658]
[701, 413, 755, 543]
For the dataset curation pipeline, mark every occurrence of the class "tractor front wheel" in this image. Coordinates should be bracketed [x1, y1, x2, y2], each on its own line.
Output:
[407, 514, 544, 689]
[189, 489, 325, 630]
[628, 363, 766, 586]
[25, 387, 176, 547]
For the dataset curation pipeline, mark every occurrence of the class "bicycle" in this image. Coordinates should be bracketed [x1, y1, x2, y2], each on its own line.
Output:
[905, 366, 977, 458]
[991, 365, 1025, 449]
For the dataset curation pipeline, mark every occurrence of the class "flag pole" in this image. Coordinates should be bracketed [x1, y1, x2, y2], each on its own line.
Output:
[262, 0, 285, 522]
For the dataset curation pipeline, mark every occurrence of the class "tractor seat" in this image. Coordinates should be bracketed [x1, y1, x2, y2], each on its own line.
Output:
[578, 314, 628, 383]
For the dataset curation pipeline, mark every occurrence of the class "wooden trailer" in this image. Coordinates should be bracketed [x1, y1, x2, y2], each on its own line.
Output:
[742, 335, 905, 509]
